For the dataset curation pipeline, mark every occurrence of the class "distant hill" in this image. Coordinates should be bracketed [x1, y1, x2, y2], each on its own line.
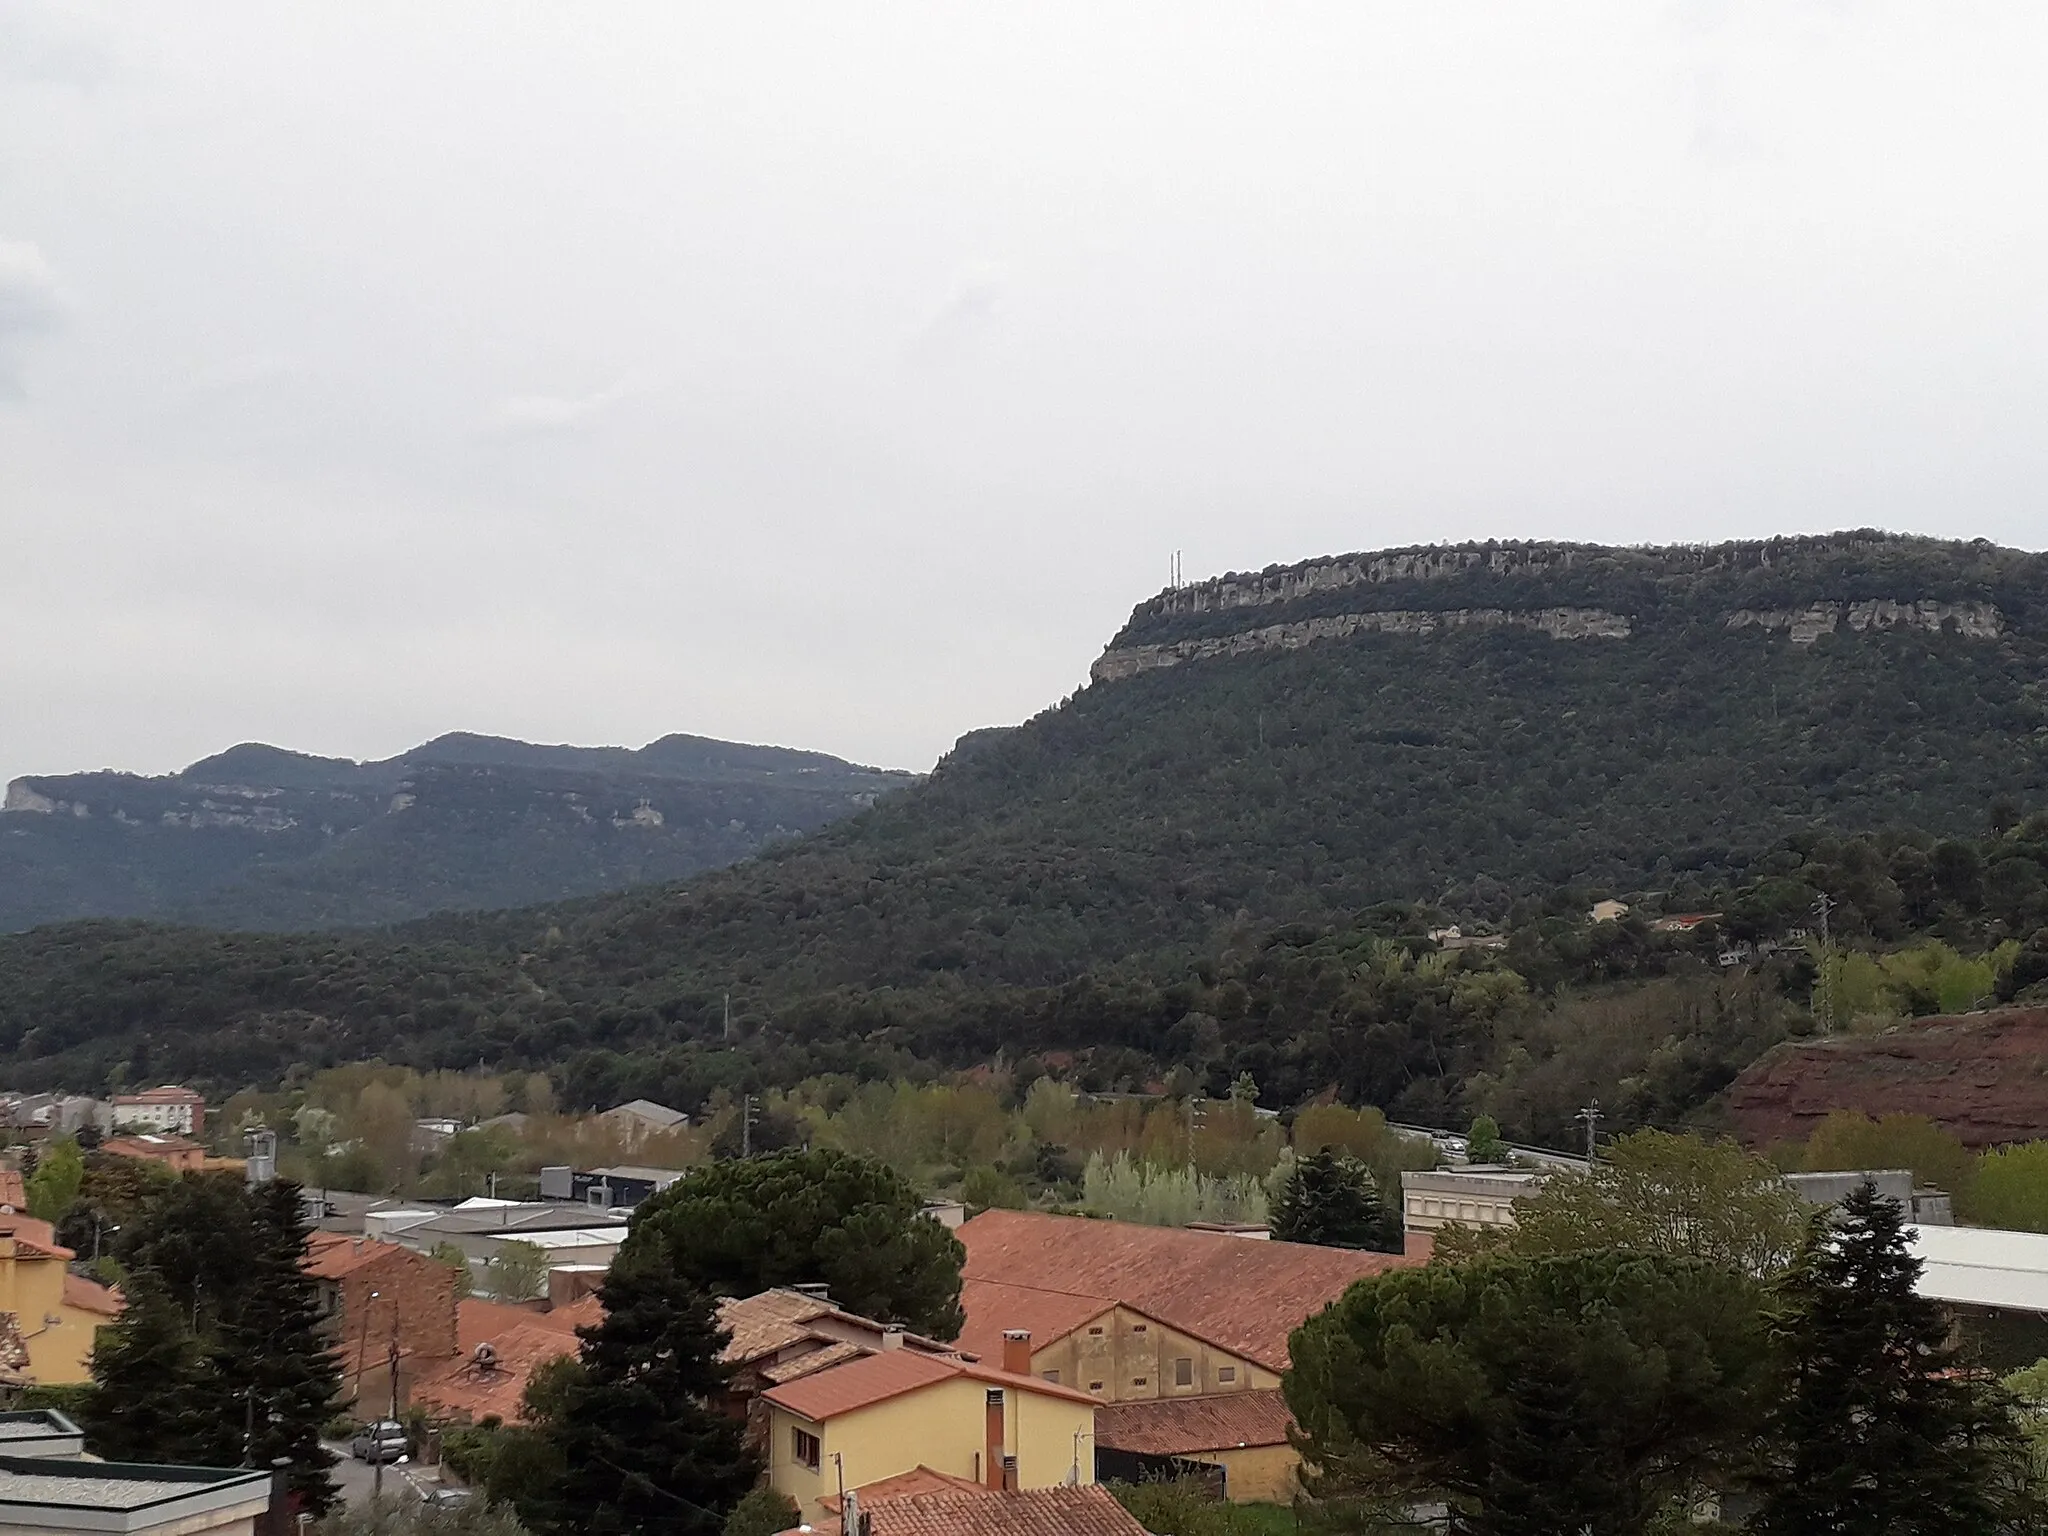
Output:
[0, 732, 914, 932]
[3, 531, 2047, 1116]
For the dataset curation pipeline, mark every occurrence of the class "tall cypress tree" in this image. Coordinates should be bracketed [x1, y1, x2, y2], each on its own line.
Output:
[538, 1234, 758, 1536]
[84, 1284, 238, 1466]
[222, 1179, 341, 1513]
[1757, 1183, 2032, 1534]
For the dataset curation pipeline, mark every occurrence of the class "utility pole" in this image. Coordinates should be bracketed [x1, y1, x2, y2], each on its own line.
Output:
[1813, 892, 1837, 1033]
[723, 992, 732, 1042]
[741, 1095, 757, 1160]
[1575, 1101, 1601, 1162]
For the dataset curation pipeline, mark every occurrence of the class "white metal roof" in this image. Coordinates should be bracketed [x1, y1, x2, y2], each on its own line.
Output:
[1909, 1224, 2048, 1313]
[504, 1228, 625, 1251]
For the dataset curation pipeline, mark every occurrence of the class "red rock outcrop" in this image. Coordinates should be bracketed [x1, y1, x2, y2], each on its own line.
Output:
[1726, 1007, 2048, 1149]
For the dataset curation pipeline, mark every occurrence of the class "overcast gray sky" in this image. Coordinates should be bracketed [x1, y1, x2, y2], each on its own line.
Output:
[4, 2, 2046, 782]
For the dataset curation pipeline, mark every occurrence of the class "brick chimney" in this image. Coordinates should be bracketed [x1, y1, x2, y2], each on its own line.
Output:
[1001, 1328, 1032, 1376]
[983, 1388, 1004, 1490]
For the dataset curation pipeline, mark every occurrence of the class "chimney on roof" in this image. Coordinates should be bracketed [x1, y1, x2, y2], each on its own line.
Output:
[983, 1388, 1005, 1491]
[1002, 1454, 1018, 1493]
[880, 1325, 905, 1351]
[793, 1282, 831, 1302]
[1001, 1329, 1031, 1376]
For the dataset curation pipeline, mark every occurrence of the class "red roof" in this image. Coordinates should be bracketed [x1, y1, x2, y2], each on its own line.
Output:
[1093, 1390, 1294, 1455]
[762, 1346, 1095, 1423]
[959, 1210, 1419, 1372]
[413, 1298, 588, 1424]
[114, 1086, 205, 1105]
[303, 1233, 416, 1281]
[955, 1280, 1115, 1364]
[822, 1466, 985, 1513]
[790, 1485, 1148, 1536]
[63, 1272, 126, 1318]
[0, 1213, 73, 1262]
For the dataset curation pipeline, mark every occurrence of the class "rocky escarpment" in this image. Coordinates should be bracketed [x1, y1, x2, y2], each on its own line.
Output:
[1093, 534, 2035, 685]
[1092, 606, 1630, 683]
[1725, 599, 2004, 645]
[1726, 1007, 2048, 1149]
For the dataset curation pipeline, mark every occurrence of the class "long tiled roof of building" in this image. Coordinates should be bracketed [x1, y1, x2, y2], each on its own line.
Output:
[1093, 1389, 1295, 1455]
[411, 1299, 588, 1424]
[958, 1210, 1420, 1371]
[762, 1346, 1094, 1422]
[797, 1485, 1147, 1536]
[61, 1273, 124, 1318]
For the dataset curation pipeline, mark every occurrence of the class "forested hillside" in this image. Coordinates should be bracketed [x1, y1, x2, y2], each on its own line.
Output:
[3, 533, 2046, 1141]
[0, 732, 912, 931]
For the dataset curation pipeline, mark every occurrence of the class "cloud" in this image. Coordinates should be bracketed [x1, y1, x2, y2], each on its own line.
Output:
[902, 263, 1005, 368]
[0, 5, 113, 88]
[0, 240, 63, 399]
[481, 379, 639, 433]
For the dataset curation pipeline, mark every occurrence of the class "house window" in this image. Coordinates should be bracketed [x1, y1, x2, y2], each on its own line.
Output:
[1218, 1367, 1236, 1383]
[1089, 1381, 1104, 1393]
[791, 1427, 821, 1472]
[1174, 1358, 1193, 1387]
[1132, 1377, 1147, 1387]
[1131, 1324, 1146, 1334]
[1042, 1371, 1060, 1384]
[1088, 1326, 1104, 1336]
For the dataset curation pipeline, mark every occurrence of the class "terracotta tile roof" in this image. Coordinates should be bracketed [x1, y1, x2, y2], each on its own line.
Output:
[762, 1346, 1095, 1423]
[0, 1214, 71, 1262]
[303, 1233, 409, 1280]
[719, 1288, 836, 1363]
[959, 1210, 1420, 1372]
[790, 1485, 1148, 1536]
[760, 1339, 867, 1384]
[956, 1279, 1115, 1365]
[822, 1466, 986, 1513]
[62, 1273, 125, 1318]
[414, 1299, 583, 1424]
[1093, 1390, 1295, 1455]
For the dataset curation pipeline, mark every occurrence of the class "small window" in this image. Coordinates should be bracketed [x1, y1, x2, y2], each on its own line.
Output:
[1131, 1323, 1147, 1334]
[1088, 1326, 1104, 1336]
[1042, 1370, 1060, 1384]
[791, 1427, 821, 1472]
[1174, 1357, 1193, 1387]
[1218, 1367, 1236, 1383]
[1132, 1377, 1147, 1387]
[1088, 1381, 1104, 1393]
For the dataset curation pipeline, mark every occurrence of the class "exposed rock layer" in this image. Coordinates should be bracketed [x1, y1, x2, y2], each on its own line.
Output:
[1092, 606, 1630, 683]
[1725, 1007, 2048, 1149]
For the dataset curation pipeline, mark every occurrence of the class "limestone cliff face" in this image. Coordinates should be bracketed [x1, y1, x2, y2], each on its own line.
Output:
[1725, 599, 2004, 645]
[1092, 606, 1631, 683]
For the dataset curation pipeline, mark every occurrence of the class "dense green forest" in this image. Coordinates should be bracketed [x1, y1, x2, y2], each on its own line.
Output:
[0, 732, 911, 932]
[3, 534, 2045, 1145]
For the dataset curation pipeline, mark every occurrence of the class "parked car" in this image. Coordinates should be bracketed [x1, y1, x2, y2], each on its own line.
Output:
[350, 1421, 410, 1463]
[417, 1487, 472, 1510]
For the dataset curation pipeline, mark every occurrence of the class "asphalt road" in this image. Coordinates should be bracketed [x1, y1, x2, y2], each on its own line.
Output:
[322, 1442, 439, 1507]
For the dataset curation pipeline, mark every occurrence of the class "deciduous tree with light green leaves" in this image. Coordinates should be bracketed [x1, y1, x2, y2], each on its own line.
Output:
[26, 1136, 84, 1223]
[1479, 1129, 1811, 1279]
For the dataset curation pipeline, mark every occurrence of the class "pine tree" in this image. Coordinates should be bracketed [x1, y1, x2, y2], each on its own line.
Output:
[1756, 1182, 2033, 1534]
[222, 1179, 341, 1513]
[1270, 1148, 1400, 1251]
[538, 1235, 759, 1536]
[84, 1284, 238, 1465]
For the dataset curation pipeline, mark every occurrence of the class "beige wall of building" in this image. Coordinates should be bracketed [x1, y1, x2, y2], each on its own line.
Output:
[1028, 1306, 1277, 1403]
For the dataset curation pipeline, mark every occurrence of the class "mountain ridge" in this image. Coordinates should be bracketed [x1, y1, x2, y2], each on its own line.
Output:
[0, 731, 915, 933]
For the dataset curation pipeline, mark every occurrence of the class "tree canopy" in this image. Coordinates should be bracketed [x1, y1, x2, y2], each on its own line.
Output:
[627, 1148, 966, 1339]
[1286, 1250, 1777, 1536]
[1268, 1148, 1401, 1252]
[1756, 1183, 2037, 1534]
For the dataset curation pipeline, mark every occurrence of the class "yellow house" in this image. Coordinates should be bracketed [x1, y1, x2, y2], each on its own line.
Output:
[0, 1214, 124, 1385]
[759, 1342, 1098, 1523]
